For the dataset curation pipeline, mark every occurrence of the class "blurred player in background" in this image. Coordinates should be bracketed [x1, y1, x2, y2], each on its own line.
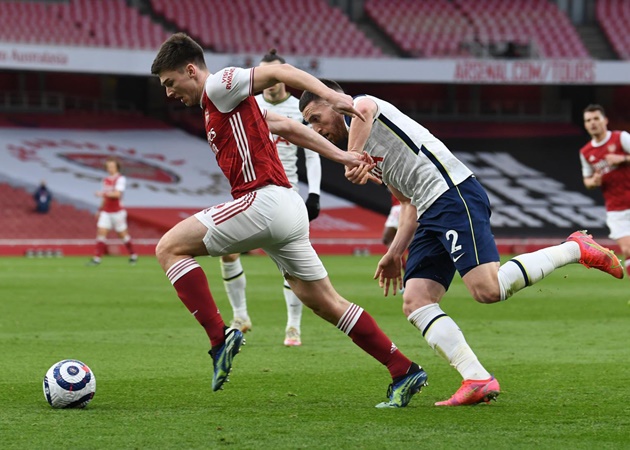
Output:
[150, 33, 427, 408]
[220, 49, 322, 346]
[87, 157, 138, 266]
[580, 104, 630, 277]
[300, 80, 623, 406]
[382, 193, 400, 247]
[383, 193, 407, 293]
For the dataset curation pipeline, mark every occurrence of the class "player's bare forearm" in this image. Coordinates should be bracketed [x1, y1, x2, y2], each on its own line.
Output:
[253, 64, 364, 121]
[386, 188, 417, 258]
[267, 112, 357, 166]
[583, 174, 601, 189]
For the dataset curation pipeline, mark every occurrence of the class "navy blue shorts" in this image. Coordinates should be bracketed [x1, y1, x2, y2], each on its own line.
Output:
[404, 176, 500, 290]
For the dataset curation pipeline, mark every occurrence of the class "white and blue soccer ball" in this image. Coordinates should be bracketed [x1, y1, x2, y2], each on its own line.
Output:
[43, 359, 96, 409]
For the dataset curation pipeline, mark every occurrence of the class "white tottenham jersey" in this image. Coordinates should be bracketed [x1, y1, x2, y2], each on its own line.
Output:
[256, 94, 320, 192]
[349, 95, 473, 218]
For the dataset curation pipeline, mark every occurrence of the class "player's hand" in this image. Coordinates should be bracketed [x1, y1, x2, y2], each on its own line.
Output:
[589, 171, 602, 188]
[604, 153, 627, 166]
[327, 92, 365, 122]
[374, 253, 403, 297]
[345, 165, 381, 185]
[305, 193, 320, 221]
[345, 152, 381, 185]
[95, 191, 103, 198]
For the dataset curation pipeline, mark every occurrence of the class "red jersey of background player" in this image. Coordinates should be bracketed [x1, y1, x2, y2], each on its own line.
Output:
[580, 130, 630, 211]
[101, 174, 126, 213]
[201, 66, 291, 199]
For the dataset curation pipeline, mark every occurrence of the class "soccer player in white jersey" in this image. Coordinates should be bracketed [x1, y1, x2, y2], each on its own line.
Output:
[300, 79, 624, 406]
[87, 157, 138, 266]
[150, 33, 428, 407]
[220, 49, 322, 346]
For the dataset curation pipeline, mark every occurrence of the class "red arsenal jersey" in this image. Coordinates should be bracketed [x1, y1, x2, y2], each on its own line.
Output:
[201, 67, 291, 199]
[580, 130, 630, 211]
[101, 174, 125, 212]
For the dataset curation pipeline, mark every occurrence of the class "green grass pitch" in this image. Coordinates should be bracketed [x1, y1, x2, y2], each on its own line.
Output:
[0, 255, 628, 449]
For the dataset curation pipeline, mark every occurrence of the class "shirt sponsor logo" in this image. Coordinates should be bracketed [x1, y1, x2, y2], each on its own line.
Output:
[221, 68, 235, 90]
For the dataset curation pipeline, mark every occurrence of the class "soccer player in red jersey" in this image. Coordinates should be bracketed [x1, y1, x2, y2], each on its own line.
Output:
[150, 33, 426, 407]
[87, 157, 137, 266]
[219, 49, 322, 346]
[580, 104, 630, 277]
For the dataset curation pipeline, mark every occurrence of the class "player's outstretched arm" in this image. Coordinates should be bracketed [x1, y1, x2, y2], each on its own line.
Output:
[253, 64, 365, 121]
[346, 97, 379, 185]
[265, 111, 372, 174]
[374, 187, 417, 296]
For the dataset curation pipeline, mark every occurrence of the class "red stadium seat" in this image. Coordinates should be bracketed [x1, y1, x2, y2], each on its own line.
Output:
[596, 0, 630, 59]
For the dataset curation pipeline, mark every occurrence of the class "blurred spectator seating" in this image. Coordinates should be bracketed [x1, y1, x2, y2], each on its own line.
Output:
[0, 110, 170, 130]
[365, 0, 474, 58]
[596, 0, 630, 59]
[0, 0, 169, 49]
[150, 0, 383, 57]
[365, 0, 589, 59]
[0, 183, 163, 240]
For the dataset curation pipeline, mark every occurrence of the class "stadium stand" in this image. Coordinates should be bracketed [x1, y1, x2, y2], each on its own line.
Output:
[365, 0, 589, 59]
[149, 0, 383, 56]
[0, 109, 170, 255]
[456, 0, 589, 58]
[365, 0, 474, 58]
[0, 0, 169, 49]
[0, 111, 170, 130]
[596, 0, 630, 60]
[0, 182, 163, 240]
[0, 182, 164, 256]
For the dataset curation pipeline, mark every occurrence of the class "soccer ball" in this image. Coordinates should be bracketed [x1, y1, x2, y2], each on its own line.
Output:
[43, 359, 96, 409]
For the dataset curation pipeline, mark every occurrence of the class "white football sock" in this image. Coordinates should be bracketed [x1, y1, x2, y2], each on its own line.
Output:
[283, 281, 302, 331]
[498, 241, 580, 300]
[220, 258, 248, 319]
[408, 304, 491, 381]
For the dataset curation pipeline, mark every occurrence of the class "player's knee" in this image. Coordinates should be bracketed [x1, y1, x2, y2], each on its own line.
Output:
[221, 253, 240, 263]
[470, 288, 501, 304]
[401, 295, 433, 317]
[154, 236, 171, 264]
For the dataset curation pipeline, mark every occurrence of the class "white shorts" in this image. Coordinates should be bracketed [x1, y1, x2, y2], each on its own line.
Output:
[606, 209, 630, 240]
[194, 185, 327, 281]
[384, 204, 401, 229]
[97, 210, 128, 232]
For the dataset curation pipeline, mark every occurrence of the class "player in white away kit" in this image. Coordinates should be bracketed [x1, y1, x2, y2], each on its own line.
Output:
[87, 157, 138, 266]
[580, 104, 630, 278]
[383, 194, 401, 248]
[300, 79, 623, 406]
[220, 49, 322, 346]
[151, 33, 428, 407]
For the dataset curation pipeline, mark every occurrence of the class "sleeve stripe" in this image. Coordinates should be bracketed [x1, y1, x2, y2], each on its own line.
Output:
[249, 67, 255, 97]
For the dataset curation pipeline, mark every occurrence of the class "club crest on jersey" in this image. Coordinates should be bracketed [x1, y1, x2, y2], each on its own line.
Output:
[607, 144, 617, 153]
[207, 128, 219, 154]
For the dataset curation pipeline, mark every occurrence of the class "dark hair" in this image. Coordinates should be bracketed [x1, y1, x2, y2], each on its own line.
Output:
[105, 156, 121, 171]
[583, 104, 606, 116]
[151, 32, 206, 75]
[260, 48, 285, 64]
[298, 78, 344, 112]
